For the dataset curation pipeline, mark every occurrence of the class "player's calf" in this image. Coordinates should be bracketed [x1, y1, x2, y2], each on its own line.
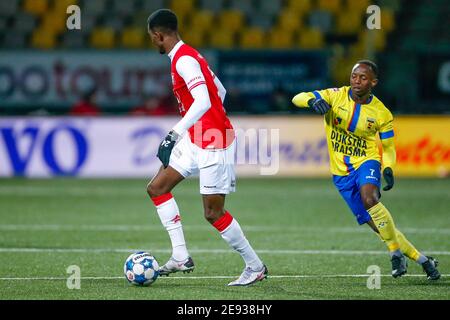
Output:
[202, 194, 226, 224]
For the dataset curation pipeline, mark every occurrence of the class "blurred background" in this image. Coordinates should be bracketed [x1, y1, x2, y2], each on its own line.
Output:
[0, 0, 448, 115]
[0, 0, 449, 178]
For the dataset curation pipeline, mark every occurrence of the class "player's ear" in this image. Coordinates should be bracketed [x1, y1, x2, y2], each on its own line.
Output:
[371, 78, 378, 88]
[155, 31, 163, 41]
[149, 28, 163, 42]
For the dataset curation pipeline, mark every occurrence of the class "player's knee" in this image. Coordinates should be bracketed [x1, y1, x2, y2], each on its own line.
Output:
[363, 196, 379, 210]
[204, 207, 223, 224]
[146, 181, 166, 198]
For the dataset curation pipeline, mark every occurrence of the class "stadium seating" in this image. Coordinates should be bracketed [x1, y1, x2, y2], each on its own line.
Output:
[286, 0, 313, 15]
[2, 0, 404, 55]
[298, 27, 325, 49]
[268, 28, 295, 49]
[208, 28, 235, 49]
[218, 10, 245, 33]
[170, 0, 196, 17]
[41, 11, 67, 34]
[90, 27, 115, 49]
[23, 0, 49, 16]
[120, 27, 146, 48]
[239, 27, 265, 49]
[188, 10, 214, 31]
[317, 0, 341, 14]
[182, 27, 207, 48]
[0, 0, 420, 87]
[31, 27, 57, 49]
[277, 10, 303, 32]
[0, 0, 20, 17]
[61, 31, 85, 48]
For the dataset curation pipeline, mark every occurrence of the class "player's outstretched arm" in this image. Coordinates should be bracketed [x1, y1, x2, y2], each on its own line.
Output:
[292, 90, 331, 115]
[292, 92, 315, 108]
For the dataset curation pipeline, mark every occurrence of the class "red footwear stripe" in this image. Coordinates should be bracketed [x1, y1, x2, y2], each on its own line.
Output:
[213, 211, 233, 232]
[151, 193, 173, 206]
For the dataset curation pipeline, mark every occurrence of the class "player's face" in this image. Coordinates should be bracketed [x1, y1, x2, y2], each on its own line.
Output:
[148, 28, 166, 54]
[350, 64, 378, 96]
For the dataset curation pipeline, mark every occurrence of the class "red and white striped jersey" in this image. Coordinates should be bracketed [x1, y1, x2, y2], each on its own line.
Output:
[170, 41, 234, 149]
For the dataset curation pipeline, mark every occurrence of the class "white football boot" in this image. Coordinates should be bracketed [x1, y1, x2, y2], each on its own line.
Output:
[159, 256, 195, 276]
[228, 265, 268, 286]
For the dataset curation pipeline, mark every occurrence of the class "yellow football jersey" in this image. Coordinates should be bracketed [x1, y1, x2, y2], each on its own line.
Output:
[292, 86, 396, 176]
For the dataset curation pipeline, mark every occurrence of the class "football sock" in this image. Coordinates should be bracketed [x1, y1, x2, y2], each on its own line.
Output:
[152, 193, 189, 262]
[213, 211, 263, 271]
[396, 229, 428, 264]
[367, 202, 402, 256]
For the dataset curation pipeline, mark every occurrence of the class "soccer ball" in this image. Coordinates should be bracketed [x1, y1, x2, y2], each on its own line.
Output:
[124, 251, 159, 286]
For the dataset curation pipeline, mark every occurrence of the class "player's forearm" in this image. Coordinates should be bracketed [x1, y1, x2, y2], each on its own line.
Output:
[292, 92, 314, 108]
[381, 140, 396, 169]
[172, 84, 211, 135]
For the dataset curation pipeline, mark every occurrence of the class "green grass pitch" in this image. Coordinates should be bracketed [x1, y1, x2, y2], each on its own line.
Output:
[0, 177, 448, 300]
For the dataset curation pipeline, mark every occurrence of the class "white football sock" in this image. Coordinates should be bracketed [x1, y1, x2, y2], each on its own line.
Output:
[214, 212, 263, 271]
[152, 194, 189, 262]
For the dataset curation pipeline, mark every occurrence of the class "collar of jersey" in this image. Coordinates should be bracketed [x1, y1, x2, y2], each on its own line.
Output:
[168, 40, 185, 61]
[348, 88, 373, 104]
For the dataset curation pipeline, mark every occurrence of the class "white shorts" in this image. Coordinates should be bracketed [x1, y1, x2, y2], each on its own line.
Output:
[169, 134, 236, 195]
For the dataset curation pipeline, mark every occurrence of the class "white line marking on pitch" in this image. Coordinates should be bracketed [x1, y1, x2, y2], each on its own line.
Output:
[0, 247, 449, 255]
[0, 274, 450, 281]
[0, 274, 448, 281]
[0, 224, 449, 234]
[0, 185, 447, 197]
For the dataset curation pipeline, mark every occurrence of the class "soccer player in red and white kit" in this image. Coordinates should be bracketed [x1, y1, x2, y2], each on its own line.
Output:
[146, 9, 268, 286]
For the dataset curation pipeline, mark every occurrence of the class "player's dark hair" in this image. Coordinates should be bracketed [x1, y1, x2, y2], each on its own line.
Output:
[147, 9, 178, 33]
[357, 60, 379, 78]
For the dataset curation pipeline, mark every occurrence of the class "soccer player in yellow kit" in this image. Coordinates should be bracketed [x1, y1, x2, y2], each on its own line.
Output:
[292, 60, 440, 280]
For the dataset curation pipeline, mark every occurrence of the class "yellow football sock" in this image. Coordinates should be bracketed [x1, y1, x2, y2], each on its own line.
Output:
[396, 229, 421, 261]
[371, 227, 421, 262]
[367, 202, 400, 252]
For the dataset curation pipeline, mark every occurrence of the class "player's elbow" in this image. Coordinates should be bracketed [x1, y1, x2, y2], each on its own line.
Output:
[291, 95, 301, 107]
[200, 97, 212, 113]
[201, 103, 211, 114]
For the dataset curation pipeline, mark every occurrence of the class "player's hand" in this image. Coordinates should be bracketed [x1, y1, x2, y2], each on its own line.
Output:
[157, 130, 179, 169]
[382, 167, 394, 191]
[308, 98, 331, 115]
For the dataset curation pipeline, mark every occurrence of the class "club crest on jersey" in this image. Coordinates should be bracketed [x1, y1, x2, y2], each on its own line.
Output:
[334, 117, 342, 126]
[366, 117, 376, 130]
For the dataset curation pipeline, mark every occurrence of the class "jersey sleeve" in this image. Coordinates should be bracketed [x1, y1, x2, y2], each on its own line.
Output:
[176, 55, 206, 91]
[212, 73, 226, 103]
[291, 88, 335, 108]
[172, 55, 211, 135]
[379, 109, 396, 169]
